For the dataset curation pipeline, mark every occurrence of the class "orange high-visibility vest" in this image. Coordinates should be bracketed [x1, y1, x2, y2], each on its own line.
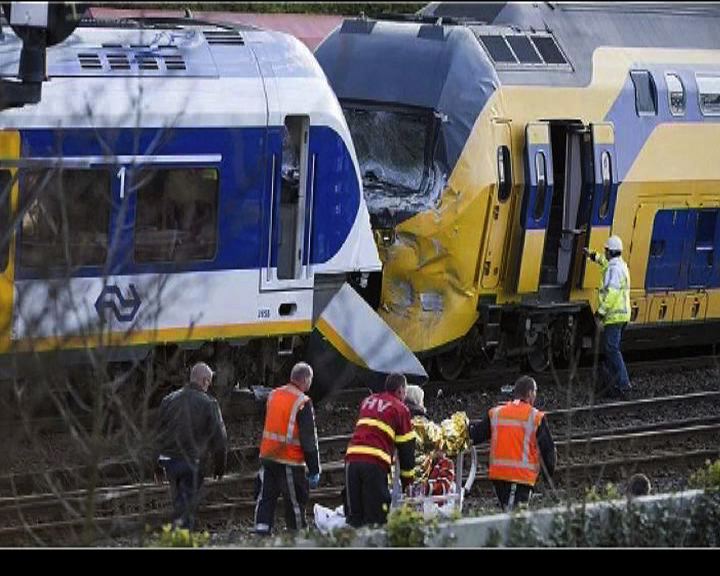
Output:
[488, 400, 544, 486]
[259, 384, 308, 466]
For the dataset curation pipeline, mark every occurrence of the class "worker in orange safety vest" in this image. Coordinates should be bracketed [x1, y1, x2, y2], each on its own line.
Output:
[253, 362, 320, 535]
[469, 375, 556, 511]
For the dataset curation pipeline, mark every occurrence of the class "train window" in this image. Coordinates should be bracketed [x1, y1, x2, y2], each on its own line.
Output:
[134, 167, 218, 263]
[598, 151, 612, 219]
[697, 74, 720, 116]
[506, 35, 541, 64]
[649, 240, 665, 258]
[0, 170, 10, 272]
[531, 36, 567, 65]
[497, 146, 512, 202]
[278, 115, 307, 280]
[533, 151, 547, 221]
[479, 35, 517, 63]
[344, 105, 439, 211]
[695, 211, 717, 250]
[19, 169, 111, 269]
[630, 70, 657, 116]
[665, 73, 686, 116]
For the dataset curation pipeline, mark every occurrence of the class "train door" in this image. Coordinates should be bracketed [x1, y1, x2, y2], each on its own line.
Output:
[480, 119, 513, 290]
[0, 131, 19, 353]
[261, 115, 314, 291]
[515, 122, 553, 294]
[580, 123, 618, 290]
[538, 120, 588, 292]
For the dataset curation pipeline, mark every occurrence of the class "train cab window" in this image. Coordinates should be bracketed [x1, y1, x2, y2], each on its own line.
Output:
[134, 167, 218, 263]
[19, 169, 111, 269]
[533, 151, 547, 221]
[697, 74, 720, 116]
[497, 146, 512, 202]
[630, 70, 657, 116]
[665, 73, 686, 116]
[1, 170, 10, 272]
[598, 151, 613, 219]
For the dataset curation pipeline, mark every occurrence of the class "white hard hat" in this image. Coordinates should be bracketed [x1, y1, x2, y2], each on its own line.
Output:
[605, 235, 623, 252]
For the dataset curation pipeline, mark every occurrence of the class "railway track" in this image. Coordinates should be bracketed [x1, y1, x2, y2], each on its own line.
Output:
[0, 350, 716, 544]
[1, 443, 717, 546]
[3, 387, 719, 497]
[1, 403, 718, 545]
[1, 349, 717, 434]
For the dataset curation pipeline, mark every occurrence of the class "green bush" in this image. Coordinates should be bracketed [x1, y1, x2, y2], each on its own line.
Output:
[386, 505, 435, 547]
[689, 459, 720, 491]
[584, 482, 621, 503]
[147, 524, 210, 548]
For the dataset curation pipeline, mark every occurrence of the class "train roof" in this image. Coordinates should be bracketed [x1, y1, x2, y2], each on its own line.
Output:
[318, 1, 720, 101]
[0, 15, 322, 80]
[0, 15, 346, 133]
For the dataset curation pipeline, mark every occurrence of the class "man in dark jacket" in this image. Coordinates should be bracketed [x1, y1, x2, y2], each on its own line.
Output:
[253, 362, 321, 535]
[470, 375, 556, 511]
[156, 361, 228, 530]
[344, 372, 416, 527]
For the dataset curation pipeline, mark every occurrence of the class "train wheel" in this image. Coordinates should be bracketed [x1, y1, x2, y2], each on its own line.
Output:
[435, 346, 465, 381]
[525, 332, 550, 373]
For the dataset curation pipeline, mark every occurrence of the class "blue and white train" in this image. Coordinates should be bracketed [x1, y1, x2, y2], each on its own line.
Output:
[0, 15, 426, 396]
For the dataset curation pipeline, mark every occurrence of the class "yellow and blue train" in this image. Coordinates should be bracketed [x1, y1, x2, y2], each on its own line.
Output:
[316, 2, 720, 378]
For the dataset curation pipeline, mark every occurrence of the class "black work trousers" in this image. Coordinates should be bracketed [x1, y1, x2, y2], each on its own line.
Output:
[492, 480, 533, 512]
[345, 460, 391, 528]
[160, 457, 204, 530]
[253, 460, 309, 534]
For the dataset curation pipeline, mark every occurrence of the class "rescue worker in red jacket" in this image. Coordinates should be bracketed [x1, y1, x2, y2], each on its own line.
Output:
[470, 375, 556, 511]
[345, 372, 416, 527]
[253, 362, 320, 535]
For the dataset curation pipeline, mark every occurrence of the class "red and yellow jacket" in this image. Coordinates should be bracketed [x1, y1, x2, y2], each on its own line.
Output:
[346, 392, 416, 485]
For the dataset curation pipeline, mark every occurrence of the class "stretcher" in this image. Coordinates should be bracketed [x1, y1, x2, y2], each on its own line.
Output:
[390, 446, 478, 518]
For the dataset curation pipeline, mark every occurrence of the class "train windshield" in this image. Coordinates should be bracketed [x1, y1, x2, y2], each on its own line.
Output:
[343, 104, 445, 218]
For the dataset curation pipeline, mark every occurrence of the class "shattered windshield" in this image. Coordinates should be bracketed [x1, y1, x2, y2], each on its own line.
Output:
[343, 105, 446, 218]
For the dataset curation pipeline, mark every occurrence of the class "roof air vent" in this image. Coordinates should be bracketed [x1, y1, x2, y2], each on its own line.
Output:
[136, 55, 159, 71]
[78, 52, 102, 70]
[203, 29, 244, 45]
[162, 54, 186, 71]
[107, 53, 131, 70]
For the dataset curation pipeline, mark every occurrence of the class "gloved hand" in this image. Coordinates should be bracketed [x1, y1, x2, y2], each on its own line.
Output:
[308, 472, 321, 489]
[582, 248, 595, 261]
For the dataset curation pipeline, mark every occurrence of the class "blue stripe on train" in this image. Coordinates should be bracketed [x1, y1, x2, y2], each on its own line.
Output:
[15, 126, 360, 280]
